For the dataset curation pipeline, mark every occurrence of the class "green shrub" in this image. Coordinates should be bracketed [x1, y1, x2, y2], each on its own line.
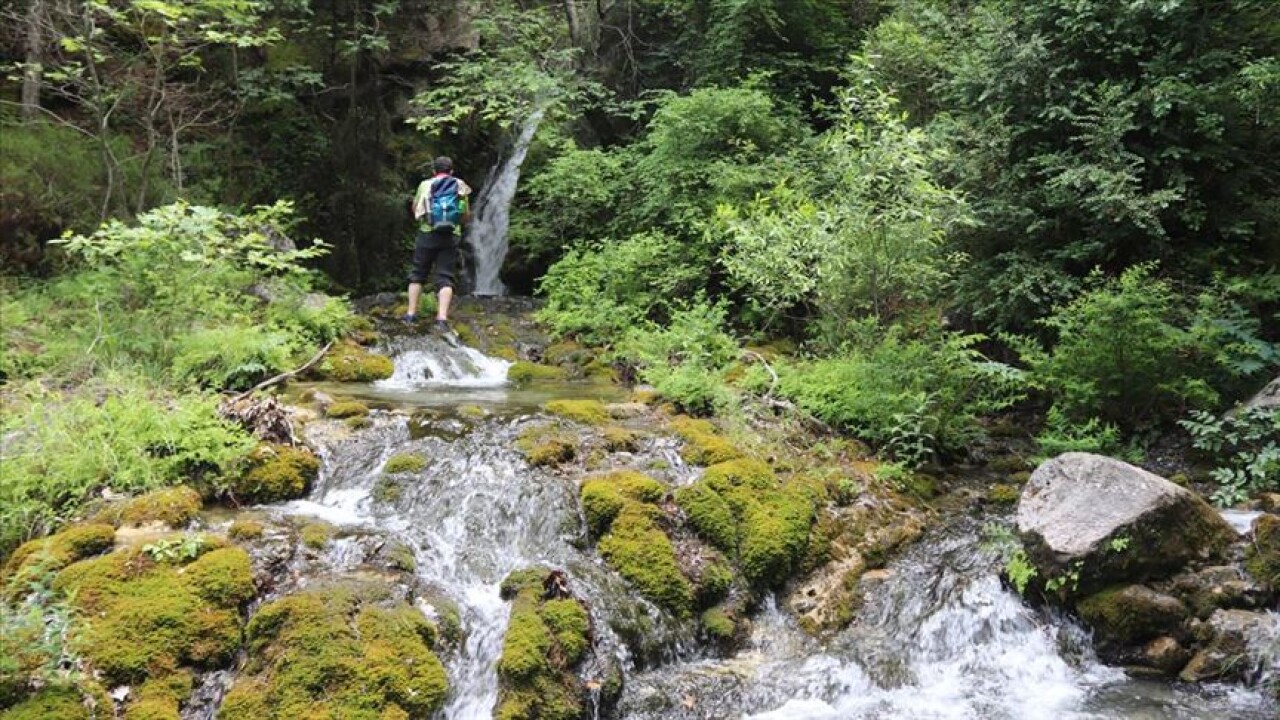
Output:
[614, 302, 739, 415]
[777, 329, 1025, 460]
[1011, 265, 1277, 429]
[1181, 407, 1280, 506]
[0, 380, 254, 554]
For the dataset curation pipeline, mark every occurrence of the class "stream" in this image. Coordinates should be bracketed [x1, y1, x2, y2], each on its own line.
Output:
[263, 332, 1276, 720]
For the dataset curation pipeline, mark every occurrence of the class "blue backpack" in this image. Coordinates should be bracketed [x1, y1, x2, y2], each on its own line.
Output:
[428, 176, 463, 229]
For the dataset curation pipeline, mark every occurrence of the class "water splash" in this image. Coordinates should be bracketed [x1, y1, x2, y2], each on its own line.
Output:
[376, 332, 511, 389]
[469, 109, 545, 296]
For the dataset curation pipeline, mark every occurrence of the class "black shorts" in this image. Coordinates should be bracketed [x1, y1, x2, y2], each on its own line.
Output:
[409, 228, 458, 290]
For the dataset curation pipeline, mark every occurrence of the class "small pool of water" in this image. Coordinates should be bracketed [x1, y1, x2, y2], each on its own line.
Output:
[290, 379, 628, 416]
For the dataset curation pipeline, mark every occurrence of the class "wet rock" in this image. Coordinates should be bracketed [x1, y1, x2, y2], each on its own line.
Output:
[1142, 636, 1191, 675]
[1179, 609, 1279, 683]
[310, 340, 394, 382]
[607, 402, 649, 420]
[1169, 565, 1269, 618]
[231, 443, 321, 504]
[1245, 513, 1280, 593]
[1017, 452, 1234, 596]
[1075, 584, 1188, 645]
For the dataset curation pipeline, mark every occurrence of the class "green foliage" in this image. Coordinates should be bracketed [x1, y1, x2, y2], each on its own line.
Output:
[141, 534, 209, 564]
[0, 566, 85, 707]
[615, 303, 740, 414]
[1034, 406, 1123, 460]
[719, 61, 971, 338]
[1011, 265, 1277, 429]
[536, 232, 707, 345]
[777, 329, 1025, 460]
[0, 381, 254, 554]
[3, 202, 345, 388]
[1181, 407, 1280, 506]
[983, 522, 1038, 595]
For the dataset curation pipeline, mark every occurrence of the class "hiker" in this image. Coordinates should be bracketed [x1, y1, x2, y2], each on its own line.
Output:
[405, 156, 472, 332]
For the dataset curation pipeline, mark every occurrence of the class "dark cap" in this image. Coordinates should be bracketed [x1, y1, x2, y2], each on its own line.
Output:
[433, 156, 453, 173]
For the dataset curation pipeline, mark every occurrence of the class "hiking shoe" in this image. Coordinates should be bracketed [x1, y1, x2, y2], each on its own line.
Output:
[401, 313, 417, 325]
[433, 319, 451, 335]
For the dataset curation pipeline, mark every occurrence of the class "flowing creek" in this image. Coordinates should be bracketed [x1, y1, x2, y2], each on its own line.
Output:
[258, 334, 1276, 719]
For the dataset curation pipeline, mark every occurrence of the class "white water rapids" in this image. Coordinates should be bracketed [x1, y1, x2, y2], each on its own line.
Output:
[263, 335, 1278, 720]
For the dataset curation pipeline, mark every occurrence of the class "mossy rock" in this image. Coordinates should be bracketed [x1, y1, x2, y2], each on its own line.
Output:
[580, 471, 666, 537]
[0, 684, 112, 720]
[95, 486, 203, 529]
[508, 362, 565, 387]
[669, 416, 743, 466]
[313, 341, 394, 382]
[457, 404, 489, 420]
[1075, 584, 1189, 646]
[1244, 513, 1280, 592]
[372, 476, 405, 504]
[542, 341, 593, 367]
[2, 523, 116, 589]
[495, 569, 591, 720]
[701, 606, 736, 640]
[383, 453, 427, 474]
[345, 416, 372, 429]
[600, 426, 640, 453]
[674, 470, 820, 589]
[987, 483, 1021, 505]
[123, 671, 194, 720]
[232, 444, 320, 504]
[598, 506, 694, 617]
[50, 543, 250, 687]
[516, 426, 577, 468]
[543, 399, 609, 425]
[220, 584, 448, 720]
[227, 516, 266, 542]
[325, 401, 370, 419]
[299, 522, 334, 550]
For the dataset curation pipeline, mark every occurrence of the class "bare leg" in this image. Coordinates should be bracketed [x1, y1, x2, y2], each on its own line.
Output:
[407, 282, 423, 316]
[437, 286, 453, 321]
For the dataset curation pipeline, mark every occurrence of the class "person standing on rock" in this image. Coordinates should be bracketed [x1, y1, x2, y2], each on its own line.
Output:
[405, 156, 471, 333]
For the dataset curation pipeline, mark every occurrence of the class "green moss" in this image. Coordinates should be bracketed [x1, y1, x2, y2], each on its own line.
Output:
[227, 516, 265, 541]
[516, 426, 577, 467]
[0, 685, 111, 720]
[383, 453, 427, 474]
[580, 471, 666, 536]
[739, 484, 816, 587]
[987, 483, 1021, 505]
[1075, 585, 1188, 645]
[220, 584, 448, 720]
[701, 607, 736, 640]
[299, 522, 333, 550]
[2, 523, 116, 587]
[457, 404, 488, 420]
[345, 415, 372, 429]
[50, 546, 244, 687]
[542, 341, 592, 367]
[539, 599, 590, 665]
[507, 361, 565, 387]
[103, 486, 203, 528]
[702, 459, 776, 492]
[372, 476, 404, 504]
[674, 483, 738, 552]
[543, 399, 609, 425]
[233, 444, 320, 504]
[669, 416, 743, 465]
[695, 555, 735, 606]
[314, 342, 394, 382]
[124, 671, 194, 720]
[601, 426, 640, 452]
[183, 547, 255, 607]
[1245, 513, 1280, 592]
[598, 506, 694, 617]
[495, 570, 591, 720]
[325, 401, 370, 419]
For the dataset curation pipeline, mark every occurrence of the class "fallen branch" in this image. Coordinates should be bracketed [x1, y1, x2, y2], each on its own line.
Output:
[231, 341, 333, 401]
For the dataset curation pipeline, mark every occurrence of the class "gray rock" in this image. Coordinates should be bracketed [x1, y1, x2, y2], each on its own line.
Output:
[1242, 375, 1280, 411]
[1143, 636, 1191, 675]
[1179, 609, 1279, 683]
[1017, 453, 1234, 595]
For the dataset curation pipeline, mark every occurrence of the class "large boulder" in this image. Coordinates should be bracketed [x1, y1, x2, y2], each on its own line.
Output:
[1017, 453, 1234, 596]
[1242, 375, 1280, 411]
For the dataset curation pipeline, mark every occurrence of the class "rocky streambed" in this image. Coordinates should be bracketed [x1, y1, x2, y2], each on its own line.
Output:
[2, 301, 1277, 719]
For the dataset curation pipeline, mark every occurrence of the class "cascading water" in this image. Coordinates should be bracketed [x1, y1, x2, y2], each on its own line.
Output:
[469, 109, 546, 296]
[259, 331, 1278, 720]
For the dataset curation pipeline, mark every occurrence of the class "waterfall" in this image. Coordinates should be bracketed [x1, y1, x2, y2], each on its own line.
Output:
[469, 109, 545, 296]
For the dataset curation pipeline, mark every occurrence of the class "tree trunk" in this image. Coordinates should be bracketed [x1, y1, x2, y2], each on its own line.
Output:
[21, 0, 46, 120]
[563, 0, 581, 47]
